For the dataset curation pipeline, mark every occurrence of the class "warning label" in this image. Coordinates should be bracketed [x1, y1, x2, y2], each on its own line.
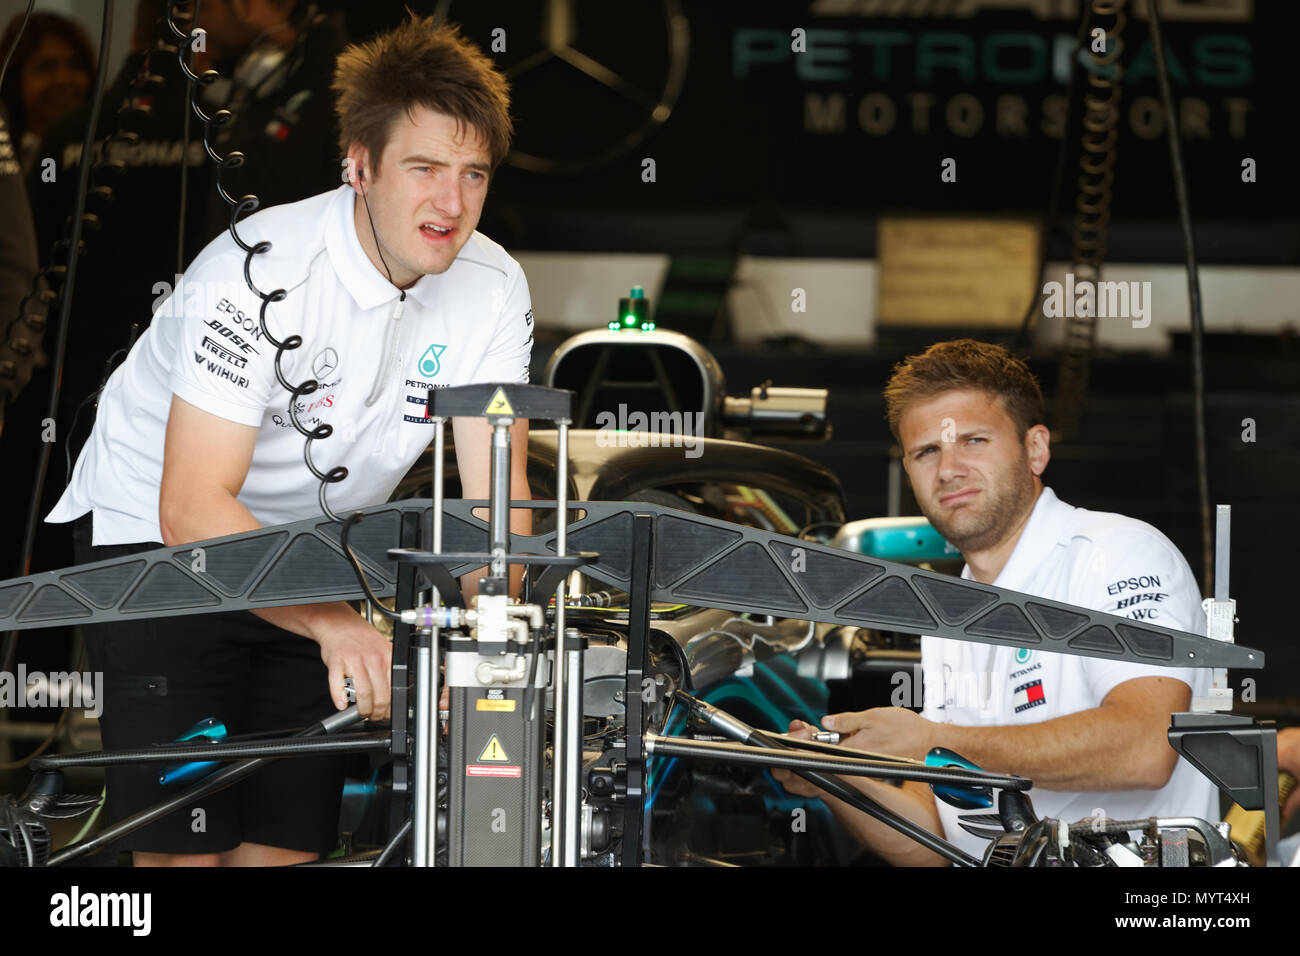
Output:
[467, 764, 522, 778]
[483, 387, 514, 416]
[476, 699, 516, 713]
[479, 734, 509, 762]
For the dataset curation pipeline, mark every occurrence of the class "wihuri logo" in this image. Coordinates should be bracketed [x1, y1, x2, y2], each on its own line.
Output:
[594, 404, 705, 459]
[1041, 273, 1152, 328]
[0, 665, 102, 719]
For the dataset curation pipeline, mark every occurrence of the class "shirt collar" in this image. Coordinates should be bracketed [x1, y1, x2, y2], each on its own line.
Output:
[961, 485, 1073, 587]
[324, 185, 441, 311]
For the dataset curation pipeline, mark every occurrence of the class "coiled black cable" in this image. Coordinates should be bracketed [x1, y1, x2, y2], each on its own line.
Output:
[1013, 1, 1093, 351]
[1053, 0, 1126, 443]
[163, 2, 389, 616]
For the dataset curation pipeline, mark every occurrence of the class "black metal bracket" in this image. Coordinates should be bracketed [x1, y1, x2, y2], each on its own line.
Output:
[1168, 712, 1282, 865]
[622, 513, 653, 866]
[388, 510, 422, 839]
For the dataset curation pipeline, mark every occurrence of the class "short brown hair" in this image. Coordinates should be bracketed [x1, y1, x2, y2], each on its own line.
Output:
[883, 339, 1045, 442]
[0, 12, 96, 141]
[332, 15, 512, 173]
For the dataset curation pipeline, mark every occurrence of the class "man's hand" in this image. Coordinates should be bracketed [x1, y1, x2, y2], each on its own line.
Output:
[771, 709, 937, 797]
[770, 715, 951, 866]
[771, 719, 827, 798]
[159, 395, 403, 720]
[317, 614, 392, 721]
[823, 707, 934, 762]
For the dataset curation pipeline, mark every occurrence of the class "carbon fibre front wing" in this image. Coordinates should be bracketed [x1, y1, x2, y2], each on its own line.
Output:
[0, 499, 1262, 670]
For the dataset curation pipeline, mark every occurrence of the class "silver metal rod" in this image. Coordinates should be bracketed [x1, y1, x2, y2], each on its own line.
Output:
[644, 733, 1028, 789]
[433, 417, 445, 560]
[489, 422, 511, 578]
[427, 419, 445, 865]
[561, 632, 583, 865]
[551, 420, 571, 865]
[413, 418, 447, 867]
[1214, 504, 1230, 602]
[412, 645, 431, 867]
[556, 419, 569, 566]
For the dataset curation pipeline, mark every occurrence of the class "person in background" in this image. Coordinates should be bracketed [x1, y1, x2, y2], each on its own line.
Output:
[4, 0, 347, 581]
[191, 0, 349, 247]
[0, 101, 43, 437]
[0, 11, 94, 173]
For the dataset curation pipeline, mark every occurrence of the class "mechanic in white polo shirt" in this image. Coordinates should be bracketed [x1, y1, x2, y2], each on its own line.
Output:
[777, 339, 1216, 865]
[45, 17, 530, 867]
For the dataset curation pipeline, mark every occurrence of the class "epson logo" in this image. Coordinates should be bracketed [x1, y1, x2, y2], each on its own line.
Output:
[215, 298, 265, 340]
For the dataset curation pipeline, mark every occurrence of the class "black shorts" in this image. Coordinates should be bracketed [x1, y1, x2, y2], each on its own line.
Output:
[73, 515, 346, 855]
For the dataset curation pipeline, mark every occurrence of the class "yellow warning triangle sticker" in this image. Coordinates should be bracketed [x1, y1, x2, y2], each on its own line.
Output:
[479, 734, 509, 762]
[483, 387, 514, 416]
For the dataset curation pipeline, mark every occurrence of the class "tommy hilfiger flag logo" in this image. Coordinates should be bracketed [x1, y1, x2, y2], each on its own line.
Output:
[1013, 679, 1046, 713]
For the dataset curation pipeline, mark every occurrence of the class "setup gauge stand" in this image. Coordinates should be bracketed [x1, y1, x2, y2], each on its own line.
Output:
[388, 382, 596, 866]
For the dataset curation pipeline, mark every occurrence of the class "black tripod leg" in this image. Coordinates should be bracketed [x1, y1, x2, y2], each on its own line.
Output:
[45, 707, 361, 866]
[373, 818, 412, 867]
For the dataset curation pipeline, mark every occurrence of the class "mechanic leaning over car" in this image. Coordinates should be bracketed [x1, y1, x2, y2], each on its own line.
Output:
[776, 339, 1217, 865]
[43, 14, 534, 868]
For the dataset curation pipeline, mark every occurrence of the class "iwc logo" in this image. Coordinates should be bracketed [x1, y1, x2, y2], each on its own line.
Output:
[419, 344, 447, 378]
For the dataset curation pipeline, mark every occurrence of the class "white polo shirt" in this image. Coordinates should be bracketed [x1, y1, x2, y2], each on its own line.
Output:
[918, 486, 1217, 859]
[48, 184, 533, 544]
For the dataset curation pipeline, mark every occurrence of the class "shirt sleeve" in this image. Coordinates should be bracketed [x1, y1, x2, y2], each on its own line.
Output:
[1070, 530, 1210, 704]
[471, 262, 533, 385]
[167, 260, 279, 426]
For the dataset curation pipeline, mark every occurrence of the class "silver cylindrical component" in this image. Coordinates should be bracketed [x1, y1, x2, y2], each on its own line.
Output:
[559, 625, 583, 866]
[489, 423, 511, 578]
[412, 417, 447, 867]
[412, 640, 434, 867]
[401, 606, 464, 628]
[551, 420, 571, 866]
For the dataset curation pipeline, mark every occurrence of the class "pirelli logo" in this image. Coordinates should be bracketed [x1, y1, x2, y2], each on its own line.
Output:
[200, 335, 248, 370]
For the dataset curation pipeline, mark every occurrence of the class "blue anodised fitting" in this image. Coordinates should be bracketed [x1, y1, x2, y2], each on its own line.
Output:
[926, 746, 994, 809]
[159, 717, 227, 785]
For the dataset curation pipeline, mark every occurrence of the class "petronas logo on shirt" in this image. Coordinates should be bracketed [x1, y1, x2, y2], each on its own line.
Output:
[419, 344, 447, 378]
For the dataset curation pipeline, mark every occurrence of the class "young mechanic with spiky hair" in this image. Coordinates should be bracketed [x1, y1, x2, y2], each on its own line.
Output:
[47, 15, 533, 867]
